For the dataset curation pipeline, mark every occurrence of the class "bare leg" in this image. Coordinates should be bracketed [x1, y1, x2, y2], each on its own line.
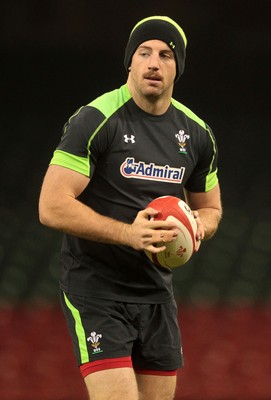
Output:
[84, 367, 138, 400]
[136, 373, 177, 400]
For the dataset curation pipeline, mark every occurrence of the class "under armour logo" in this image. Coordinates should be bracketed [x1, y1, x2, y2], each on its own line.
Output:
[124, 134, 136, 144]
[170, 41, 175, 49]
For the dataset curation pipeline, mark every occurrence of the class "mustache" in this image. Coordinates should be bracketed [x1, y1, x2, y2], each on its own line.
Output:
[143, 72, 162, 80]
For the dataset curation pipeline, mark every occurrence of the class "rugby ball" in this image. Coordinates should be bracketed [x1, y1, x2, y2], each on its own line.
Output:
[144, 196, 197, 269]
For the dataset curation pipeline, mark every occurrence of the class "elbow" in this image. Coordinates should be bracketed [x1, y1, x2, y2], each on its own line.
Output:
[38, 201, 56, 229]
[39, 212, 49, 227]
[39, 207, 52, 228]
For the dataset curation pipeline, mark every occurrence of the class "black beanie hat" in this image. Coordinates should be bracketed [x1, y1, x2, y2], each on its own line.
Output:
[124, 16, 187, 82]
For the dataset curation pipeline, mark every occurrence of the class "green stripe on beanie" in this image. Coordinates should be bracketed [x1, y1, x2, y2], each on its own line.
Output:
[124, 16, 187, 82]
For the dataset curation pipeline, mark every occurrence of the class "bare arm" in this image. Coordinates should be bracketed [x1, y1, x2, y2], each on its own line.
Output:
[39, 165, 178, 253]
[184, 184, 222, 249]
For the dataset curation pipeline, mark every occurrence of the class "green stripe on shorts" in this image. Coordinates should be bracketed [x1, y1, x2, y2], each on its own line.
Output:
[63, 293, 89, 364]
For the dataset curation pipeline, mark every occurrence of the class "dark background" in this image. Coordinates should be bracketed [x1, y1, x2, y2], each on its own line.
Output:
[0, 0, 270, 307]
[0, 1, 271, 399]
[1, 0, 270, 305]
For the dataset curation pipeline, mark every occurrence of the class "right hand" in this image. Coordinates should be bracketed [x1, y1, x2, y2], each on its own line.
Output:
[125, 207, 179, 253]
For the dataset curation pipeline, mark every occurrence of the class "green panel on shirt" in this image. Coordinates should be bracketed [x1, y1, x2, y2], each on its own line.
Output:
[88, 84, 132, 119]
[50, 149, 90, 176]
[205, 169, 218, 191]
[171, 98, 206, 129]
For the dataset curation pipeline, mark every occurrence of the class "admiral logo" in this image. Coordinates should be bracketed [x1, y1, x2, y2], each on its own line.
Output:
[120, 158, 185, 184]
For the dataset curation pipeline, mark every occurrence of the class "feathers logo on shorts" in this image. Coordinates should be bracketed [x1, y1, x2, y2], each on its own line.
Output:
[87, 331, 103, 354]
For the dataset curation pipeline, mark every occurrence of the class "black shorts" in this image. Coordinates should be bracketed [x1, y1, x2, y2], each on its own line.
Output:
[60, 291, 184, 377]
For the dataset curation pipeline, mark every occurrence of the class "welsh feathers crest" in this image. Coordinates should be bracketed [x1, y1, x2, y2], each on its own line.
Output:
[87, 331, 103, 354]
[175, 130, 190, 154]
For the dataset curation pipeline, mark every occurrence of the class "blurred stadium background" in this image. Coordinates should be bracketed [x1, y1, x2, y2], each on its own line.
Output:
[1, 1, 270, 399]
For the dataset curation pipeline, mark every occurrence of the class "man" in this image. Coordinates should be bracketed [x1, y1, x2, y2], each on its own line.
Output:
[39, 16, 222, 400]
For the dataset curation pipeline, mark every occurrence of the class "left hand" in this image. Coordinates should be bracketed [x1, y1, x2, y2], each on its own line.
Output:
[193, 211, 206, 252]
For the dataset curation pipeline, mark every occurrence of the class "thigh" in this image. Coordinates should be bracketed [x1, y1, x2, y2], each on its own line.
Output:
[132, 299, 183, 372]
[85, 367, 138, 400]
[136, 374, 177, 400]
[60, 292, 138, 366]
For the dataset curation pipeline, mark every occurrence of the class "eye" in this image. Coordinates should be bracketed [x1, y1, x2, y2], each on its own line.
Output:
[160, 52, 173, 59]
[139, 51, 150, 57]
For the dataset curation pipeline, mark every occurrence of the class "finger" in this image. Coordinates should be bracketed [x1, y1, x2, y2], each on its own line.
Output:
[154, 229, 178, 244]
[196, 230, 204, 241]
[160, 230, 165, 241]
[150, 220, 178, 230]
[145, 243, 167, 254]
[141, 207, 159, 219]
[142, 230, 176, 247]
[196, 222, 206, 240]
[159, 230, 168, 243]
[194, 239, 202, 252]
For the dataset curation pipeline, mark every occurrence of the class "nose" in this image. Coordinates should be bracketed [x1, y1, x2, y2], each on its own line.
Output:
[147, 53, 160, 70]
